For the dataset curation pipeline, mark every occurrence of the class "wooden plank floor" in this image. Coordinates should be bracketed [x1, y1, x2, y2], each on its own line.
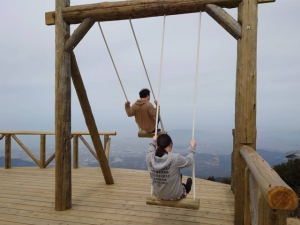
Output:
[0, 167, 234, 225]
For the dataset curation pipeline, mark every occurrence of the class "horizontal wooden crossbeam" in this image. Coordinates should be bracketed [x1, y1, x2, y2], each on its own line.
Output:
[45, 0, 241, 25]
[45, 0, 275, 26]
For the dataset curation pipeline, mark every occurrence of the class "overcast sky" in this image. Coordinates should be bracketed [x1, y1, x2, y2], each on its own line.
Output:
[0, 0, 299, 145]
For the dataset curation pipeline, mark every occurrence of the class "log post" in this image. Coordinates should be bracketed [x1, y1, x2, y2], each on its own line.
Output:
[104, 135, 111, 161]
[73, 135, 79, 169]
[55, 0, 72, 211]
[5, 134, 11, 169]
[70, 52, 114, 184]
[233, 0, 258, 224]
[40, 134, 46, 168]
[249, 172, 259, 225]
[244, 167, 251, 225]
[231, 129, 235, 192]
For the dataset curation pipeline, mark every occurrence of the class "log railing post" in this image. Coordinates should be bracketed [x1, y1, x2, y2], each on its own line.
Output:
[244, 167, 251, 225]
[234, 0, 258, 223]
[73, 135, 79, 169]
[104, 135, 111, 161]
[231, 129, 235, 192]
[55, 0, 72, 211]
[40, 134, 46, 168]
[5, 134, 11, 169]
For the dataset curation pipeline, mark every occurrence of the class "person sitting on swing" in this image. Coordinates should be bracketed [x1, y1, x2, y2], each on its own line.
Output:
[125, 88, 160, 134]
[146, 134, 196, 200]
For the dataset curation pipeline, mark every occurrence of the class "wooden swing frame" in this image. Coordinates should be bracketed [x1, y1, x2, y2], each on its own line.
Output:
[44, 2, 299, 225]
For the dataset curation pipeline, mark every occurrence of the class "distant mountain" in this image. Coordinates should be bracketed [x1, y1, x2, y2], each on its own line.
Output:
[0, 157, 36, 167]
[0, 148, 288, 180]
[88, 148, 288, 179]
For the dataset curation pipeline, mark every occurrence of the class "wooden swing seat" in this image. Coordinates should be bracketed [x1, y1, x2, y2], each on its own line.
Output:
[146, 195, 200, 210]
[138, 130, 167, 138]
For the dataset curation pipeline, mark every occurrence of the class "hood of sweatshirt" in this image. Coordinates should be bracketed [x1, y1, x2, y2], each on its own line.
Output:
[135, 99, 148, 106]
[150, 153, 173, 171]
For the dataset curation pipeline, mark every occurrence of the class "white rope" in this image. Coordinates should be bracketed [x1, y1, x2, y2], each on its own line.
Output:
[151, 15, 166, 196]
[191, 11, 202, 200]
[97, 22, 128, 101]
[155, 15, 166, 136]
[129, 19, 156, 100]
[129, 19, 165, 132]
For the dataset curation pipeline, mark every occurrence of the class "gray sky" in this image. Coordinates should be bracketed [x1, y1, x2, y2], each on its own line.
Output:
[0, 0, 299, 143]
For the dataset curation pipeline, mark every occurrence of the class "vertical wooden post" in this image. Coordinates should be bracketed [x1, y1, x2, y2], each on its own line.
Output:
[104, 135, 111, 161]
[231, 129, 235, 192]
[55, 0, 71, 211]
[73, 135, 78, 169]
[244, 167, 251, 225]
[5, 134, 11, 169]
[234, 0, 258, 224]
[40, 134, 46, 168]
[249, 172, 259, 225]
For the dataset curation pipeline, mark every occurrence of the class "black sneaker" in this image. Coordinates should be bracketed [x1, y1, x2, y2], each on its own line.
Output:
[186, 177, 192, 187]
[150, 129, 161, 134]
[185, 178, 192, 193]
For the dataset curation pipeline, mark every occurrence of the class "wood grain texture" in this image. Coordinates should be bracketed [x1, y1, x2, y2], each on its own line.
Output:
[40, 134, 46, 168]
[233, 0, 258, 223]
[55, 0, 72, 211]
[0, 167, 234, 225]
[249, 172, 259, 225]
[73, 135, 79, 169]
[45, 0, 241, 25]
[240, 145, 298, 210]
[70, 52, 114, 184]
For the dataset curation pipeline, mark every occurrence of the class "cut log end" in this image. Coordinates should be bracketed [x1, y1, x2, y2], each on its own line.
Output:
[267, 186, 298, 210]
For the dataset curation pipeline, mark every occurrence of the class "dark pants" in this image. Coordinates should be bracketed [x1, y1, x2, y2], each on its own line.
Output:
[150, 117, 161, 133]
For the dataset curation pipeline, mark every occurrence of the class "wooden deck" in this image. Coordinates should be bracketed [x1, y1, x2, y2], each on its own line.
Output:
[0, 167, 234, 225]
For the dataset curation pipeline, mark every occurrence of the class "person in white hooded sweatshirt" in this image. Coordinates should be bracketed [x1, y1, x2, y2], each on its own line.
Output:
[146, 134, 196, 200]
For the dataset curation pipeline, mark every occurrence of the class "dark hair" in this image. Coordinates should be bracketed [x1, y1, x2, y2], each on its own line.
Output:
[155, 134, 172, 157]
[139, 88, 150, 98]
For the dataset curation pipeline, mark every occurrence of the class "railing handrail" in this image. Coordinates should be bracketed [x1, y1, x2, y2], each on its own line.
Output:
[1, 131, 115, 169]
[240, 145, 298, 210]
[0, 131, 116, 135]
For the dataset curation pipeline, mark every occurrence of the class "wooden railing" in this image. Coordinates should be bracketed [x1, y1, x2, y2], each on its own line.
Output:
[240, 145, 298, 224]
[0, 131, 116, 169]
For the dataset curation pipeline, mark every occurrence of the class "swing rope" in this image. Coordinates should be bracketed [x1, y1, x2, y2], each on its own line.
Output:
[129, 19, 165, 132]
[97, 22, 128, 101]
[191, 11, 203, 200]
[155, 15, 166, 137]
[151, 14, 166, 196]
[129, 19, 156, 100]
